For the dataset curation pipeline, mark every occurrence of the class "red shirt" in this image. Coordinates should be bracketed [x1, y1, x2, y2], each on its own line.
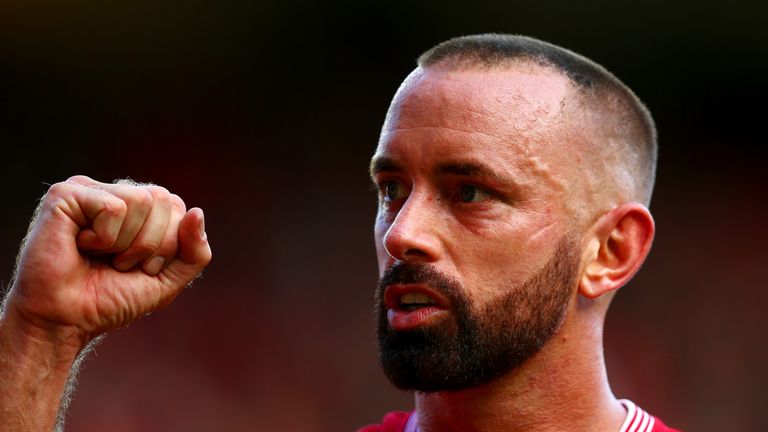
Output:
[357, 400, 681, 432]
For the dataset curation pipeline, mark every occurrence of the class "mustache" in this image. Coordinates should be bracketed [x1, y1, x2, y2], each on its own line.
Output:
[376, 263, 463, 300]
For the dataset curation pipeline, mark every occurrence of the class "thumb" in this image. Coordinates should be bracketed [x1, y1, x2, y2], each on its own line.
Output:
[162, 208, 212, 288]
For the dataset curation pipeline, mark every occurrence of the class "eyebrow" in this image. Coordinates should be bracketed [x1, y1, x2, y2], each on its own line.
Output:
[370, 157, 514, 188]
[369, 156, 401, 179]
[435, 162, 511, 186]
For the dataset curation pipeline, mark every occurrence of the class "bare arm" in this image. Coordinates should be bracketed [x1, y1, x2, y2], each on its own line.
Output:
[0, 176, 212, 431]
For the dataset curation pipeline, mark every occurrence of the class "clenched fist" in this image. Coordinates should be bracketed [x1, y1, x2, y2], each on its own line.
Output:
[4, 175, 212, 348]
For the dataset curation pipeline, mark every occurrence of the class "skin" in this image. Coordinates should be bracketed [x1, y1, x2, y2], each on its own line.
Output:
[0, 176, 212, 431]
[0, 61, 653, 431]
[371, 64, 655, 431]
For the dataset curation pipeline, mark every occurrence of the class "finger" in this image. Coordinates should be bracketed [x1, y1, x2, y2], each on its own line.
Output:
[67, 176, 154, 252]
[112, 186, 174, 271]
[50, 177, 124, 232]
[65, 174, 98, 187]
[140, 194, 186, 276]
[56, 184, 128, 252]
[160, 207, 212, 288]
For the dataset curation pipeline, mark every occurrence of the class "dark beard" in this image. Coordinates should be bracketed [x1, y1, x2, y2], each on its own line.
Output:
[375, 236, 578, 392]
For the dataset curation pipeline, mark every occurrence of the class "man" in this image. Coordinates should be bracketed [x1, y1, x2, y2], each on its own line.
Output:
[0, 34, 678, 431]
[359, 35, 679, 431]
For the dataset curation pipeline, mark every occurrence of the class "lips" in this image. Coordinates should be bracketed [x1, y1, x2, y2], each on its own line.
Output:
[383, 284, 451, 330]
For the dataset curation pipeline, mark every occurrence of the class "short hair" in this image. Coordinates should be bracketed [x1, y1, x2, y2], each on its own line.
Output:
[418, 34, 658, 206]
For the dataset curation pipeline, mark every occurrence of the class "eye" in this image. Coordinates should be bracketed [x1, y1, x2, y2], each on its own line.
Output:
[380, 180, 409, 201]
[455, 184, 491, 203]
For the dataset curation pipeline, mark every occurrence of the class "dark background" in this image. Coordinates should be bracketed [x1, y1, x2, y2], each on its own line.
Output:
[1, 1, 766, 431]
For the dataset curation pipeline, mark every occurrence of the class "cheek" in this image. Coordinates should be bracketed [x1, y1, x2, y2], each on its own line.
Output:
[448, 212, 561, 298]
[455, 238, 531, 299]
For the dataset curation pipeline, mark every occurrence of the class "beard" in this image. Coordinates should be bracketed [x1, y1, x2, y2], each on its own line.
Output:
[375, 236, 578, 392]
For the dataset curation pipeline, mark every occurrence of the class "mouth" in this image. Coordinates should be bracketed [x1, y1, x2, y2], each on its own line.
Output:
[383, 284, 450, 330]
[399, 292, 438, 311]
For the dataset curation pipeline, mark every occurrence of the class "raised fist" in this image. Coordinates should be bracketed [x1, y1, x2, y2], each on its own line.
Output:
[3, 175, 212, 349]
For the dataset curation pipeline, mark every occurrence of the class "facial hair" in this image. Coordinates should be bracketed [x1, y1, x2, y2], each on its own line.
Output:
[375, 236, 578, 392]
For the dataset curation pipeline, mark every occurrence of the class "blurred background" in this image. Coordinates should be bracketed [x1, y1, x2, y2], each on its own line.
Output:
[0, 1, 765, 431]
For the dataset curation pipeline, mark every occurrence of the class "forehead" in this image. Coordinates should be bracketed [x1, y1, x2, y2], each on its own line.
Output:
[382, 64, 573, 140]
[375, 65, 578, 187]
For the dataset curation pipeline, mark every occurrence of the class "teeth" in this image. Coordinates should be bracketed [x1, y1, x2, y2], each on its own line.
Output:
[400, 293, 435, 305]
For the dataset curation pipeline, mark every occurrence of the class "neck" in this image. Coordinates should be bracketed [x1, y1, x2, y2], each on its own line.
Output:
[413, 301, 625, 432]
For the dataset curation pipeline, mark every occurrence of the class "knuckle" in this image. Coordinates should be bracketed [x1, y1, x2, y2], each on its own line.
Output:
[39, 182, 78, 216]
[147, 185, 171, 200]
[170, 194, 187, 212]
[103, 198, 128, 217]
[46, 181, 72, 198]
[132, 188, 154, 210]
[65, 175, 93, 184]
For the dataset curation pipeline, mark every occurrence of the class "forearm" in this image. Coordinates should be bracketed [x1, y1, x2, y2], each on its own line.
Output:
[0, 307, 84, 432]
[0, 176, 211, 431]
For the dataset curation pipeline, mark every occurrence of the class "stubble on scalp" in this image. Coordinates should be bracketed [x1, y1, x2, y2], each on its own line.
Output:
[418, 34, 658, 209]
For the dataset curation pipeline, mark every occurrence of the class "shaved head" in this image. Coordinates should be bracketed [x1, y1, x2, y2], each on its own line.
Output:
[417, 34, 657, 211]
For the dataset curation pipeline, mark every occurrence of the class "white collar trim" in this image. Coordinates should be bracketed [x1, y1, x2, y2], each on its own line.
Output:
[618, 399, 656, 432]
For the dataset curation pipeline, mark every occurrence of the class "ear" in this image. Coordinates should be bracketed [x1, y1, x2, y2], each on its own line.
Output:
[579, 203, 655, 299]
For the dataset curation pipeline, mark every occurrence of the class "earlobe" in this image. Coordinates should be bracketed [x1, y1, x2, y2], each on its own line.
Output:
[579, 203, 655, 299]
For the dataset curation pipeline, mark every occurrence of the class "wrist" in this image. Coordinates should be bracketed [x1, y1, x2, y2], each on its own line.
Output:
[0, 304, 86, 373]
[0, 303, 86, 432]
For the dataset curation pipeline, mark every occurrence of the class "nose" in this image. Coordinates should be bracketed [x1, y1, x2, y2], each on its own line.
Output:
[381, 193, 441, 264]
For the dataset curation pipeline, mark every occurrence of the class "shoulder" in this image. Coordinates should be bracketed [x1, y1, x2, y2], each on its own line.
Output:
[355, 411, 413, 432]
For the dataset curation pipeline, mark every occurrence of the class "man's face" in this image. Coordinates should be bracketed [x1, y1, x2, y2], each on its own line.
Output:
[371, 64, 583, 391]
